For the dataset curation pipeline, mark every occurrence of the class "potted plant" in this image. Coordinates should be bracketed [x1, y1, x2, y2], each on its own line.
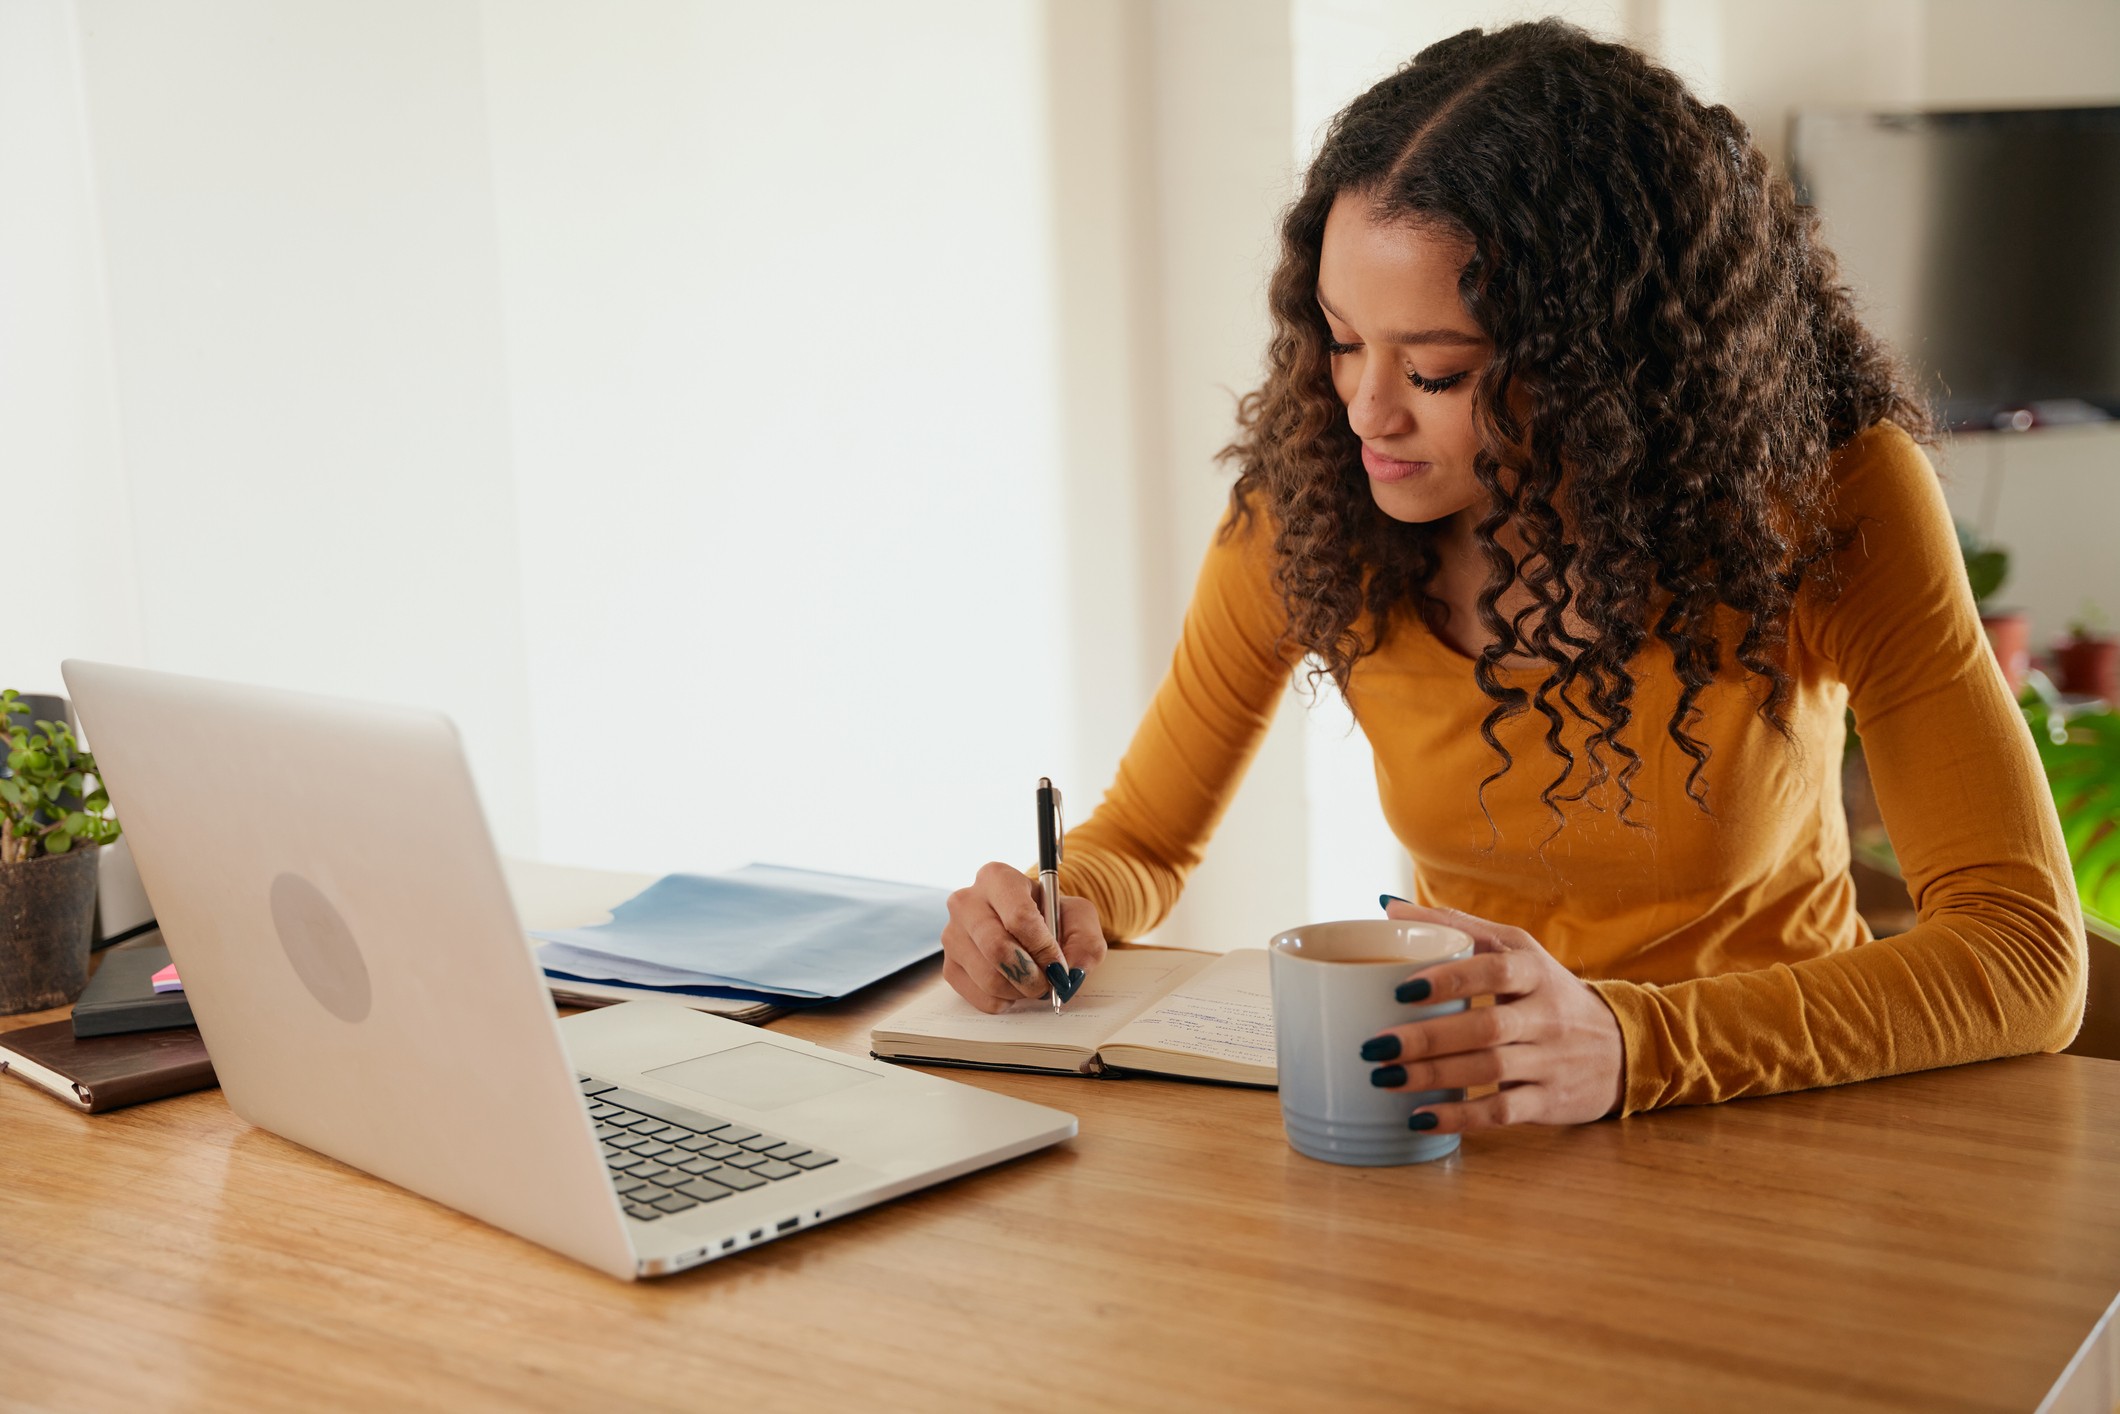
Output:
[0, 689, 123, 1014]
[2054, 602, 2119, 705]
[1958, 521, 2029, 697]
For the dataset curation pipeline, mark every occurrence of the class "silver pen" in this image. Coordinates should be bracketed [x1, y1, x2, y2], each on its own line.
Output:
[1035, 777, 1077, 1011]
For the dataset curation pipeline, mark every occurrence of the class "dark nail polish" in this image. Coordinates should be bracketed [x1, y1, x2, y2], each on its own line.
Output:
[1370, 1064, 1406, 1089]
[1044, 962, 1072, 996]
[1395, 978, 1431, 1003]
[1060, 967, 1085, 1000]
[1379, 893, 1411, 911]
[1358, 1035, 1401, 1062]
[1408, 1112, 1439, 1131]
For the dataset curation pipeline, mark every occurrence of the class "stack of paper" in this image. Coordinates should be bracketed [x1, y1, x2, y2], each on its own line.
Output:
[531, 863, 947, 1006]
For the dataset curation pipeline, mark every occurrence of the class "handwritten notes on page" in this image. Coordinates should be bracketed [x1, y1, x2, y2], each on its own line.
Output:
[870, 947, 1277, 1086]
[1103, 948, 1275, 1076]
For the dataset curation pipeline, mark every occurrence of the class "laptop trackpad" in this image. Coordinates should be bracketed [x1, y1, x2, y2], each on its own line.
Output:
[645, 1042, 880, 1112]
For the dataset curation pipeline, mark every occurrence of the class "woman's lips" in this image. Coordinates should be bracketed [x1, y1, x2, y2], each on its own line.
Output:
[1361, 444, 1430, 482]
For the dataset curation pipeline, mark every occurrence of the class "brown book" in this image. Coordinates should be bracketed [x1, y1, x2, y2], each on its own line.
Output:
[0, 1018, 217, 1113]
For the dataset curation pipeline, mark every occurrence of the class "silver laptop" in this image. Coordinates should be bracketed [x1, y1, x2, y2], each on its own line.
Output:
[63, 660, 1075, 1280]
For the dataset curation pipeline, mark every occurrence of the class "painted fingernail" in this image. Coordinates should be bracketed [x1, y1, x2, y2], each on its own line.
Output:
[1395, 978, 1431, 1003]
[1379, 893, 1410, 910]
[1408, 1112, 1439, 1131]
[1370, 1064, 1407, 1088]
[1044, 962, 1072, 996]
[1063, 967, 1085, 1000]
[1358, 1035, 1400, 1062]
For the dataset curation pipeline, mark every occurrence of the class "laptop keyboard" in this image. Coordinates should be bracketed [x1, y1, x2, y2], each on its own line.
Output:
[577, 1073, 839, 1223]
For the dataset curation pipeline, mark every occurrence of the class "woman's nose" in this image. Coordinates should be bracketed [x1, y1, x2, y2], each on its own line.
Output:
[1345, 363, 1412, 442]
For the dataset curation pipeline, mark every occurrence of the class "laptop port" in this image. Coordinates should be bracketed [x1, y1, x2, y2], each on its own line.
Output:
[721, 1238, 736, 1251]
[749, 1228, 764, 1240]
[776, 1217, 800, 1233]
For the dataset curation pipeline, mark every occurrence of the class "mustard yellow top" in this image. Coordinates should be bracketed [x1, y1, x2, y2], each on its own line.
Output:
[1054, 422, 2087, 1115]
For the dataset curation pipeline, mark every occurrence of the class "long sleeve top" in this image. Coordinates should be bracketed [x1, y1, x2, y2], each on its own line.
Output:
[1050, 421, 2087, 1115]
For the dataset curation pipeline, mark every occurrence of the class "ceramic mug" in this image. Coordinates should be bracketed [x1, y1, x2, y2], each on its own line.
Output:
[1269, 918, 1474, 1166]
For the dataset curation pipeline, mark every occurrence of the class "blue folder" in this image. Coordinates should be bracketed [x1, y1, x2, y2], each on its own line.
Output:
[531, 863, 947, 1002]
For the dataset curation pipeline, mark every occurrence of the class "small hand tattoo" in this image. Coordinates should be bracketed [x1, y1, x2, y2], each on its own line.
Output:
[1000, 948, 1037, 988]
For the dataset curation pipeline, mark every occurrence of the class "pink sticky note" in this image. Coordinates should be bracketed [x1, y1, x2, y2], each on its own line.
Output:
[151, 962, 183, 994]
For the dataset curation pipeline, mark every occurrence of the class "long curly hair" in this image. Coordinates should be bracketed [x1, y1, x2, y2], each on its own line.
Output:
[1222, 19, 1932, 831]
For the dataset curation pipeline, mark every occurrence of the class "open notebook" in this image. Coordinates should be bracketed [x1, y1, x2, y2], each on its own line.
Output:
[870, 947, 1275, 1087]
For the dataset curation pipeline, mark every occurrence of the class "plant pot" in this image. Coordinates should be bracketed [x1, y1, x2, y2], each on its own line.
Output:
[0, 847, 101, 1015]
[2054, 635, 2120, 704]
[1981, 610, 2031, 698]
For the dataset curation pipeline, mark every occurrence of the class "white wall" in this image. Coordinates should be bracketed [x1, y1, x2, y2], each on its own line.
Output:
[478, 0, 1071, 883]
[55, 0, 542, 852]
[0, 1, 142, 695]
[1716, 0, 1925, 167]
[1922, 0, 2120, 105]
[6, 0, 1070, 893]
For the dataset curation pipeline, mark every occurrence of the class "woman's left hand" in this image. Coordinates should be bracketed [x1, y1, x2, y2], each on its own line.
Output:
[1372, 899, 1626, 1132]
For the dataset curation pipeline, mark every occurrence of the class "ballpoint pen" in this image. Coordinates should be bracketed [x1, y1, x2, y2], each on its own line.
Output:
[1036, 777, 1083, 1010]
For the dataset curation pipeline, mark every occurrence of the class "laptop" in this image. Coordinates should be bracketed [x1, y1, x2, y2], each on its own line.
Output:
[62, 660, 1076, 1280]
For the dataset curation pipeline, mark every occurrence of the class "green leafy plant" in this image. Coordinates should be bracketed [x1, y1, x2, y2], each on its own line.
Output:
[2022, 682, 2120, 931]
[1955, 520, 2010, 610]
[2066, 600, 2110, 643]
[0, 690, 121, 865]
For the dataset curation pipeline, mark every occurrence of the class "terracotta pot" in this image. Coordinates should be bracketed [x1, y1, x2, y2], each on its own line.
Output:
[2053, 636, 2120, 704]
[0, 846, 101, 1015]
[1981, 610, 2032, 698]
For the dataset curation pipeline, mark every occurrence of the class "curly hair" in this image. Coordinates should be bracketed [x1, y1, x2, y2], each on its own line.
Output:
[1221, 19, 1932, 833]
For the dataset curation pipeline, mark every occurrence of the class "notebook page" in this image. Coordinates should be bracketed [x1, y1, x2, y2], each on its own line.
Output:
[870, 949, 1215, 1051]
[1102, 948, 1276, 1072]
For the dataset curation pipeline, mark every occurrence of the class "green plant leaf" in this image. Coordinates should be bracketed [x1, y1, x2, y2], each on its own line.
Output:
[1965, 550, 2008, 605]
[85, 790, 108, 812]
[2025, 699, 2120, 921]
[45, 832, 71, 854]
[2075, 823, 2120, 897]
[63, 812, 86, 836]
[0, 778, 19, 807]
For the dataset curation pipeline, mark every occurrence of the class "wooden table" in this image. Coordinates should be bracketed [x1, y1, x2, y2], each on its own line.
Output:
[4, 963, 2119, 1413]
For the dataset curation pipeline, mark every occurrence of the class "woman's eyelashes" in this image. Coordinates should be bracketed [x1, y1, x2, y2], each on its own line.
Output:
[1323, 339, 1468, 395]
[1407, 369, 1469, 394]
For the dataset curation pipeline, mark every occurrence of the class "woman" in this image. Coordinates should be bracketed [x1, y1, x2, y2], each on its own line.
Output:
[939, 20, 2085, 1131]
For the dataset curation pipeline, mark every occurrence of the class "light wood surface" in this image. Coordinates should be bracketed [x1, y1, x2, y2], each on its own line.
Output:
[4, 960, 2119, 1413]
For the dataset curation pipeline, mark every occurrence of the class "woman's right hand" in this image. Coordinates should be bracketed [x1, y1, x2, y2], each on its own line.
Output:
[941, 862, 1108, 1014]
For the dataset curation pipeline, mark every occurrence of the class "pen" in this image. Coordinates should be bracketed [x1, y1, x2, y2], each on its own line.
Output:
[1036, 777, 1077, 1011]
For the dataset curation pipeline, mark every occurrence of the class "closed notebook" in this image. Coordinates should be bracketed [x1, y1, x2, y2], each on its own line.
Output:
[71, 942, 196, 1038]
[869, 947, 1278, 1088]
[0, 1018, 216, 1113]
